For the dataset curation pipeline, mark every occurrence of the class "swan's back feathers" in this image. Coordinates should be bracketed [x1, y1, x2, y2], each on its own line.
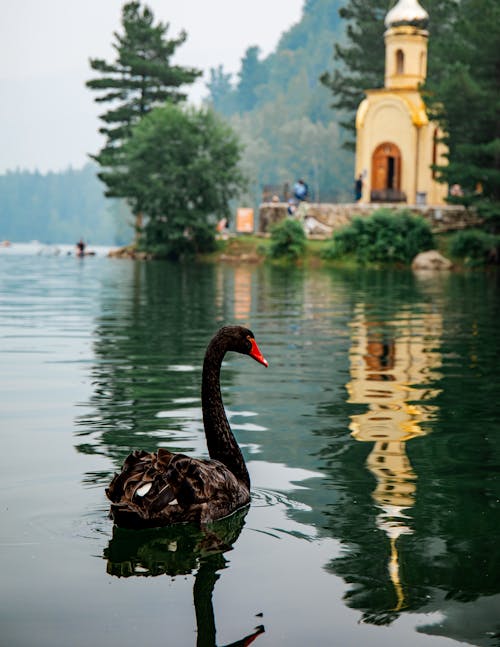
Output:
[106, 448, 250, 528]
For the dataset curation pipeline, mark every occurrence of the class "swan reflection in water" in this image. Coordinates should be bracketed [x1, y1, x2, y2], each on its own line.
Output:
[104, 507, 264, 647]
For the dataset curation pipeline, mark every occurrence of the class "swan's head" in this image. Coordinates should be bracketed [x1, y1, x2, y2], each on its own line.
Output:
[219, 325, 269, 367]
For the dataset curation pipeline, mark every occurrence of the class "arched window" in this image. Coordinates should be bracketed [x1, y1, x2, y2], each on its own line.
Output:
[396, 49, 404, 75]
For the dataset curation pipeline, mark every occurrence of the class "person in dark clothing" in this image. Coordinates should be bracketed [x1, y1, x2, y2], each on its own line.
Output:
[76, 239, 86, 257]
[354, 174, 363, 201]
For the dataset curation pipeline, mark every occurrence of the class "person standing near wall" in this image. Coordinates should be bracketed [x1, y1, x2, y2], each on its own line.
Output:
[293, 179, 308, 201]
[354, 174, 363, 201]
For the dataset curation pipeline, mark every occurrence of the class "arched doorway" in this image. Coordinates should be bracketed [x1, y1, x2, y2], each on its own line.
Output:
[371, 142, 406, 202]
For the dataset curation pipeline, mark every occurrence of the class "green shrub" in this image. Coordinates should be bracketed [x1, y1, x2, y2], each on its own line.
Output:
[449, 229, 499, 265]
[321, 208, 434, 264]
[477, 200, 500, 234]
[268, 218, 307, 260]
[140, 218, 217, 259]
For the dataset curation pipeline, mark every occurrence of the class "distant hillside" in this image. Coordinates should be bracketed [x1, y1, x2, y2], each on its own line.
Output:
[0, 164, 133, 245]
[206, 0, 354, 204]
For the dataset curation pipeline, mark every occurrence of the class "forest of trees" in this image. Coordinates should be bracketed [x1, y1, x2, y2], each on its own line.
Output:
[0, 164, 132, 245]
[205, 0, 353, 204]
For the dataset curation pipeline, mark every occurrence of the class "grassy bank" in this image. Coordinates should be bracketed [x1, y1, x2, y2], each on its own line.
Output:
[113, 232, 496, 270]
[204, 233, 498, 271]
[203, 234, 443, 269]
[201, 234, 333, 267]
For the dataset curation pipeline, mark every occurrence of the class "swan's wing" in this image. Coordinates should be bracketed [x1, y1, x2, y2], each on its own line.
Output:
[106, 449, 174, 507]
[106, 448, 247, 525]
[164, 453, 242, 508]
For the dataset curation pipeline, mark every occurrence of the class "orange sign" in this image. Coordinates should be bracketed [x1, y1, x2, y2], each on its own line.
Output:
[236, 208, 254, 233]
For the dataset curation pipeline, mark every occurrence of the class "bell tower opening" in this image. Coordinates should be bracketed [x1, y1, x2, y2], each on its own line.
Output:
[396, 49, 405, 75]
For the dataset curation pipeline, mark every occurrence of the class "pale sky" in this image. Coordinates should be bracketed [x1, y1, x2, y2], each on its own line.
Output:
[0, 0, 304, 173]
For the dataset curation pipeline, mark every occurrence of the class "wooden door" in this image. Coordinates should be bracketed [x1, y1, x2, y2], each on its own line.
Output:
[371, 142, 401, 191]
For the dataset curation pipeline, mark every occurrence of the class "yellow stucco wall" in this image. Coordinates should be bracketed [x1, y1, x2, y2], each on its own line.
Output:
[356, 91, 447, 205]
[357, 93, 415, 201]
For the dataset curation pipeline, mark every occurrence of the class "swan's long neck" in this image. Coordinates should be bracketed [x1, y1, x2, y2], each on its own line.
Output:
[201, 338, 250, 489]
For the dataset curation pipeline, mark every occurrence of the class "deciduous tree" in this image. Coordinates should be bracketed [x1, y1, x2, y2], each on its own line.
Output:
[120, 104, 246, 259]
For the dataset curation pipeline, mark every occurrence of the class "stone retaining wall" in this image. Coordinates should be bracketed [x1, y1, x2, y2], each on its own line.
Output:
[258, 202, 482, 237]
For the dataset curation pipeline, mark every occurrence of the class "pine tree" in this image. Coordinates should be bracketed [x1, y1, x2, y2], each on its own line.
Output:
[319, 0, 387, 149]
[206, 65, 236, 117]
[236, 47, 269, 113]
[86, 1, 201, 197]
[425, 0, 500, 225]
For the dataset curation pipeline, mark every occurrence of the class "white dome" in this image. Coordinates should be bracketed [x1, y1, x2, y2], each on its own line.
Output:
[385, 0, 429, 27]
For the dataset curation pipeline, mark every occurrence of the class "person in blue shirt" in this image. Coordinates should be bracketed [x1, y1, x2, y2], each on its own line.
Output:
[293, 179, 308, 201]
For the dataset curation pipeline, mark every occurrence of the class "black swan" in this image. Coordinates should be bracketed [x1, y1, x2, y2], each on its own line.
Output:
[106, 325, 268, 528]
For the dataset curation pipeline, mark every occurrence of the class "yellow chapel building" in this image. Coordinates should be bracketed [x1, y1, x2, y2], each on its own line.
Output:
[355, 0, 448, 205]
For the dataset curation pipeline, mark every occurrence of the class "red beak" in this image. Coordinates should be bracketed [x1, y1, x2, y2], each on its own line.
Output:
[249, 338, 269, 367]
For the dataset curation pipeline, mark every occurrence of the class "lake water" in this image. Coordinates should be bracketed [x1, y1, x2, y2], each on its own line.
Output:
[1, 249, 499, 647]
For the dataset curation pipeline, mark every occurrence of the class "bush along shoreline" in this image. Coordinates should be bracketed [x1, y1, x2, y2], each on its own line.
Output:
[110, 208, 500, 269]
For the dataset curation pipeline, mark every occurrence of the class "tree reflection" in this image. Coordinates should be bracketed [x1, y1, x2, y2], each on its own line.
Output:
[75, 261, 242, 481]
[104, 508, 264, 647]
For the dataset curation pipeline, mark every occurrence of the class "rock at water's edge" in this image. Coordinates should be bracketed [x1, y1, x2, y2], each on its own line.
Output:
[412, 250, 453, 271]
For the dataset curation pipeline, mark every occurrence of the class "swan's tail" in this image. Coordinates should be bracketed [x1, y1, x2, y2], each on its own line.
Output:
[106, 449, 179, 528]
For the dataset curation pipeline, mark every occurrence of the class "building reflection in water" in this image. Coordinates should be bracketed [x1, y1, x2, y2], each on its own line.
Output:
[214, 264, 254, 324]
[233, 266, 253, 321]
[346, 305, 442, 610]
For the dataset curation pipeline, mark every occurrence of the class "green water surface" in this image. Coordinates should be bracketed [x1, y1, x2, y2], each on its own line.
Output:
[0, 254, 498, 646]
